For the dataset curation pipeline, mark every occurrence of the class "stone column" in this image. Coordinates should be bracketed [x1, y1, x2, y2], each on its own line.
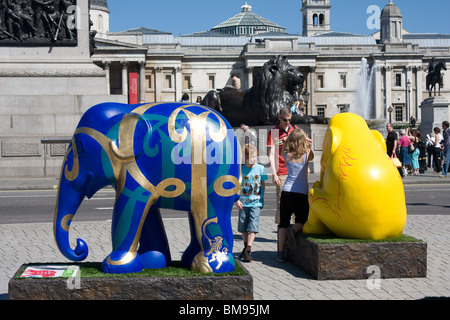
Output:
[121, 61, 129, 96]
[385, 66, 392, 118]
[415, 66, 424, 122]
[309, 67, 316, 116]
[374, 65, 382, 119]
[154, 67, 162, 101]
[245, 67, 254, 89]
[138, 61, 146, 102]
[175, 67, 182, 102]
[102, 61, 111, 95]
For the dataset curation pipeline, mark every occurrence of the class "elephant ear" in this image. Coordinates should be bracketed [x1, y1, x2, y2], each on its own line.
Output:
[371, 129, 387, 153]
[321, 126, 342, 171]
[111, 113, 151, 160]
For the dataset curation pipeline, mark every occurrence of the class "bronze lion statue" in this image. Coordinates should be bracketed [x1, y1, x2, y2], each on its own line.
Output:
[201, 55, 328, 126]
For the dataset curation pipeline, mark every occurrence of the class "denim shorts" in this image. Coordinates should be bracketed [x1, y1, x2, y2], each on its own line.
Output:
[238, 207, 261, 233]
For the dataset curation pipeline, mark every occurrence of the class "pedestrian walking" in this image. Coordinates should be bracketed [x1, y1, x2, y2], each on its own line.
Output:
[440, 121, 450, 178]
[433, 127, 443, 173]
[409, 129, 421, 176]
[399, 129, 411, 176]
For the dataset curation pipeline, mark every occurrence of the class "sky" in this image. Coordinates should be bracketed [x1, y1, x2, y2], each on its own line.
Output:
[107, 0, 450, 36]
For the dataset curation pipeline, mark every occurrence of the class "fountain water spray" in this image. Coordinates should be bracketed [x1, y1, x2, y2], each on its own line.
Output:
[357, 58, 375, 119]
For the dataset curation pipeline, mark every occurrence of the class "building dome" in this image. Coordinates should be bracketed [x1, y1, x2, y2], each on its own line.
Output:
[90, 0, 110, 38]
[90, 0, 109, 13]
[381, 0, 402, 18]
[211, 2, 285, 36]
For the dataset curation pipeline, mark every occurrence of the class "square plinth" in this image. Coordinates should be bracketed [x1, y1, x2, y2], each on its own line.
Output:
[285, 232, 427, 280]
[8, 261, 253, 300]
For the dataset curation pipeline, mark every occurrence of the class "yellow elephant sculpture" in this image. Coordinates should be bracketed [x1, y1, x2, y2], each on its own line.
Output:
[303, 113, 407, 240]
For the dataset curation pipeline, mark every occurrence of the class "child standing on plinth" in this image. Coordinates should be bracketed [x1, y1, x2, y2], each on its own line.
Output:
[277, 129, 314, 262]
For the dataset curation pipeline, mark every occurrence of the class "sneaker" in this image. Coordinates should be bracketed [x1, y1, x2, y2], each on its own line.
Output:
[439, 175, 447, 178]
[239, 248, 246, 259]
[243, 251, 253, 262]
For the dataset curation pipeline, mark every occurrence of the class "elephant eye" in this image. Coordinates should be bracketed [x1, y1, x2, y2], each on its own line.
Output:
[76, 139, 88, 158]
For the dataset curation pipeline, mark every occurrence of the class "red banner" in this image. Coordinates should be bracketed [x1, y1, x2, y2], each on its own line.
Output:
[129, 72, 139, 104]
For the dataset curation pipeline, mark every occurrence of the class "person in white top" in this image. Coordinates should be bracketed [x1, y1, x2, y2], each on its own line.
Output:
[276, 129, 313, 262]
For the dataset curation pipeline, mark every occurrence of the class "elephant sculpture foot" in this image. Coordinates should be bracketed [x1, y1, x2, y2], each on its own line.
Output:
[101, 250, 168, 273]
[191, 252, 213, 273]
[190, 250, 235, 273]
[101, 251, 143, 273]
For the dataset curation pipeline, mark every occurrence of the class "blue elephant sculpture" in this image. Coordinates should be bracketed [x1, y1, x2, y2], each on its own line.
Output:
[53, 102, 241, 274]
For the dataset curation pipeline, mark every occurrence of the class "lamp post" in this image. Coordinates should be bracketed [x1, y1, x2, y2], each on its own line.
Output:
[406, 80, 411, 123]
[301, 89, 310, 115]
[388, 105, 393, 123]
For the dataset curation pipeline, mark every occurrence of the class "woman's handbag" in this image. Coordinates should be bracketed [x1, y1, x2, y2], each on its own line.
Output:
[409, 141, 415, 153]
[392, 157, 402, 168]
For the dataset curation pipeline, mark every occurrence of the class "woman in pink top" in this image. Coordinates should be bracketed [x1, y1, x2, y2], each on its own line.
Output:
[399, 129, 411, 175]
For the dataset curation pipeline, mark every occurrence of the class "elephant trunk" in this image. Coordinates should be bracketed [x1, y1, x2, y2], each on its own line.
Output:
[53, 177, 89, 261]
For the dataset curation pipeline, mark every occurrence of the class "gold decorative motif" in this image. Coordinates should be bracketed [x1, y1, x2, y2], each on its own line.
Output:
[106, 252, 137, 266]
[214, 175, 240, 197]
[203, 217, 228, 271]
[60, 214, 74, 232]
[64, 138, 79, 182]
[191, 252, 213, 273]
[110, 113, 141, 161]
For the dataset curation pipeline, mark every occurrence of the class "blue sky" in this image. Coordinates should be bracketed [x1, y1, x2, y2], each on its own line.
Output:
[108, 0, 450, 36]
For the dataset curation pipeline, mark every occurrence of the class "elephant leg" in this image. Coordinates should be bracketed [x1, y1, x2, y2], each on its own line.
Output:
[189, 200, 235, 274]
[181, 211, 201, 269]
[203, 204, 235, 273]
[137, 206, 171, 269]
[101, 189, 158, 273]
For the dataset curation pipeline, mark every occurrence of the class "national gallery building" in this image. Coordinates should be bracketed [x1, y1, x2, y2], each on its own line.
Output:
[92, 0, 450, 123]
[0, 0, 449, 177]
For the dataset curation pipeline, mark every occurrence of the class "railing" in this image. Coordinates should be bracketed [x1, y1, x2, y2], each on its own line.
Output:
[41, 138, 71, 177]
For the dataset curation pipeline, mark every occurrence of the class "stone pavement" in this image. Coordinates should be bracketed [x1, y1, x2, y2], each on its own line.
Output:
[1, 170, 450, 300]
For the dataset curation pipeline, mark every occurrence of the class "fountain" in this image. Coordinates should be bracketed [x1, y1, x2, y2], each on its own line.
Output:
[357, 58, 387, 135]
[357, 57, 376, 119]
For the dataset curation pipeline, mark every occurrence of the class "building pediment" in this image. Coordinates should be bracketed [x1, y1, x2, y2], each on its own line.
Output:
[94, 38, 148, 51]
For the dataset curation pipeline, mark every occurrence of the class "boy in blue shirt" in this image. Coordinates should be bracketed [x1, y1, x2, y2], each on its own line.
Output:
[235, 144, 267, 262]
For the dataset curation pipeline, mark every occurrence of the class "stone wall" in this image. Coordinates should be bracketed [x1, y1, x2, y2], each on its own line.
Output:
[0, 0, 126, 177]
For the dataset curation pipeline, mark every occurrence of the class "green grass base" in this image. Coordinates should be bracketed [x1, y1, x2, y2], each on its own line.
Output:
[299, 233, 423, 245]
[16, 260, 247, 280]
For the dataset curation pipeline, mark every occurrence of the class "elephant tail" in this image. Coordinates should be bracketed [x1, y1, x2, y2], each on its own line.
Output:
[54, 213, 89, 261]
